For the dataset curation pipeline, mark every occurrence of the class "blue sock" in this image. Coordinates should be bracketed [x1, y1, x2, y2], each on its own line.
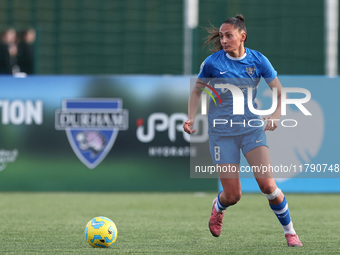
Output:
[215, 191, 228, 213]
[269, 196, 296, 234]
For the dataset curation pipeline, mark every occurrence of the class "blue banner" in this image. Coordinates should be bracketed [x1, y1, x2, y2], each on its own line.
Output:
[0, 75, 339, 192]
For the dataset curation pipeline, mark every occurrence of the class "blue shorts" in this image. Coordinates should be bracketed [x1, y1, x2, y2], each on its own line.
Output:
[209, 128, 268, 164]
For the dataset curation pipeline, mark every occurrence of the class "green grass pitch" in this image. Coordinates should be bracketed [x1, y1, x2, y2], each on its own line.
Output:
[0, 192, 339, 254]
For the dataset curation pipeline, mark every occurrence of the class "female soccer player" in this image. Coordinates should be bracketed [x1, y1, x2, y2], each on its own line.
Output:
[183, 14, 302, 247]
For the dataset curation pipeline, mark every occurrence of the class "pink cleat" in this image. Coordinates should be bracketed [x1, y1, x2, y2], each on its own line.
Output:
[285, 234, 303, 247]
[209, 198, 225, 237]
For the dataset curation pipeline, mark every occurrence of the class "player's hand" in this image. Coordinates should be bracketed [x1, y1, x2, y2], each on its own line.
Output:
[263, 115, 280, 131]
[183, 120, 196, 134]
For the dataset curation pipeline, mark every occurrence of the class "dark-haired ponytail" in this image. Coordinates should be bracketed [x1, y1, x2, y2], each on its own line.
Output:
[203, 25, 222, 52]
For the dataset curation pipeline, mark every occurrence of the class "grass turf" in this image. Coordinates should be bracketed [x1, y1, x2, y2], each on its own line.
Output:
[0, 192, 339, 254]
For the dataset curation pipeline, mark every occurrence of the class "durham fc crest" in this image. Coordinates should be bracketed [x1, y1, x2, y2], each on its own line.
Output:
[55, 99, 128, 169]
[245, 65, 256, 77]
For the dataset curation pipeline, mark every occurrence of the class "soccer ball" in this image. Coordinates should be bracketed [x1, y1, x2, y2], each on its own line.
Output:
[85, 216, 118, 248]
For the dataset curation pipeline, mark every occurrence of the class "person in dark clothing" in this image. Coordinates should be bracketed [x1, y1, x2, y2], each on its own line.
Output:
[0, 28, 16, 74]
[17, 28, 36, 74]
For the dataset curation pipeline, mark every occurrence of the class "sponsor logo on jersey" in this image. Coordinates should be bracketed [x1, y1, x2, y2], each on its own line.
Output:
[55, 99, 128, 169]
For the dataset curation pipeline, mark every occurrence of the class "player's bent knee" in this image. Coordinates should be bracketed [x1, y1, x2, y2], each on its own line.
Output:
[220, 190, 241, 206]
[263, 187, 281, 200]
[226, 193, 241, 206]
[258, 182, 277, 195]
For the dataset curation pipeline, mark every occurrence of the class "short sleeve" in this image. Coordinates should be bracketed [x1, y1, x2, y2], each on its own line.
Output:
[261, 55, 277, 84]
[198, 58, 212, 78]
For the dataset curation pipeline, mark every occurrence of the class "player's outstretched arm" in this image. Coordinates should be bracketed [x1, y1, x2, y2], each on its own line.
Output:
[183, 78, 205, 134]
[264, 77, 282, 131]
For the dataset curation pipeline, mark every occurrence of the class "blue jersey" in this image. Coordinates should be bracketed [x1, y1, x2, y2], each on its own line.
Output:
[198, 47, 277, 136]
